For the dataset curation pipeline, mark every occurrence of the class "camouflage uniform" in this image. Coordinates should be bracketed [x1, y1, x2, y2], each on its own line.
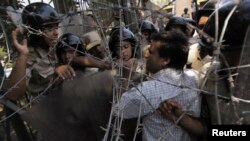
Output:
[26, 46, 57, 98]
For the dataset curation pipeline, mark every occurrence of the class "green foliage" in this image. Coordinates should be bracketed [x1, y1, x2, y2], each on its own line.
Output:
[0, 47, 7, 60]
[0, 47, 13, 68]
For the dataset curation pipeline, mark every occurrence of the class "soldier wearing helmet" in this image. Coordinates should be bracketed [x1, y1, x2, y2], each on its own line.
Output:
[55, 33, 111, 79]
[109, 28, 146, 80]
[21, 2, 61, 97]
[55, 33, 86, 78]
[109, 28, 137, 61]
[138, 20, 158, 59]
[21, 3, 110, 95]
[56, 33, 85, 65]
[138, 20, 158, 43]
[159, 0, 250, 139]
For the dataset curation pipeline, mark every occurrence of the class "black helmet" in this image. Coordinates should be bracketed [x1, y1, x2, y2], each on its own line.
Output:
[56, 33, 85, 63]
[200, 0, 250, 51]
[22, 2, 60, 30]
[165, 16, 187, 33]
[138, 20, 158, 34]
[196, 0, 217, 24]
[108, 28, 137, 58]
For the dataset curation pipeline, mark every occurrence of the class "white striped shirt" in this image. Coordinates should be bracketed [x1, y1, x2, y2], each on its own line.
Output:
[117, 68, 201, 141]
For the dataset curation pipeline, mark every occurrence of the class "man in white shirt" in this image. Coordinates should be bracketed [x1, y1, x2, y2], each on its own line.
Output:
[116, 31, 201, 141]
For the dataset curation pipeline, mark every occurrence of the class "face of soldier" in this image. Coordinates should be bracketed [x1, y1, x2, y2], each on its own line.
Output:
[61, 47, 77, 64]
[142, 30, 150, 42]
[88, 45, 105, 59]
[42, 24, 59, 47]
[114, 40, 133, 61]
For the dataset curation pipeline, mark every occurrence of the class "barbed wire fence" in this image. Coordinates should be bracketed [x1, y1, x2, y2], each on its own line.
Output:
[0, 0, 249, 140]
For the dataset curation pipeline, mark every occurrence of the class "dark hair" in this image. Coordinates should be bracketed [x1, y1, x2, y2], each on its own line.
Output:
[151, 31, 189, 70]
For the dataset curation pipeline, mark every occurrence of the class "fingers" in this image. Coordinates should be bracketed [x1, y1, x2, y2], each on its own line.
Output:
[161, 100, 183, 117]
[159, 101, 173, 114]
[22, 39, 28, 46]
[167, 100, 179, 109]
[158, 101, 176, 122]
[56, 65, 75, 80]
[12, 28, 29, 55]
[12, 28, 19, 46]
[63, 66, 75, 79]
[67, 66, 76, 77]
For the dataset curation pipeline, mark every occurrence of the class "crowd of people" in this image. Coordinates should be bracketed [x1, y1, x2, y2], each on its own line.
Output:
[1, 0, 250, 141]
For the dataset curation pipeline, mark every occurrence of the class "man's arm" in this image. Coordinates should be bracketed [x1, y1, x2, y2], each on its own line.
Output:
[4, 28, 29, 100]
[116, 81, 155, 119]
[159, 100, 206, 137]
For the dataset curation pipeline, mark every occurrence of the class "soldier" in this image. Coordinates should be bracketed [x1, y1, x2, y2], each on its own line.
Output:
[55, 33, 111, 79]
[109, 28, 146, 80]
[138, 20, 158, 44]
[22, 33, 114, 141]
[21, 2, 61, 98]
[159, 0, 250, 139]
[55, 33, 97, 77]
[109, 27, 146, 79]
[83, 31, 106, 60]
[138, 20, 158, 58]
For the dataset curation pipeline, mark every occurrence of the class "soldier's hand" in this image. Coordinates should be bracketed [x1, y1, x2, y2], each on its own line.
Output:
[124, 58, 138, 71]
[158, 100, 183, 123]
[102, 61, 112, 70]
[12, 28, 29, 56]
[55, 65, 75, 80]
[116, 58, 137, 70]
